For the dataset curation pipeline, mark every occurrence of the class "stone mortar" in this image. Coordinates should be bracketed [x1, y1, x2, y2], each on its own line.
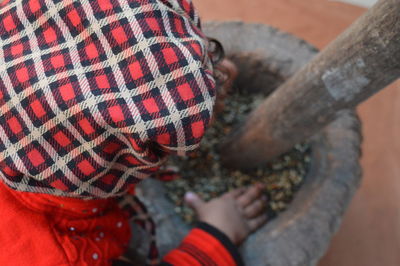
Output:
[133, 22, 362, 266]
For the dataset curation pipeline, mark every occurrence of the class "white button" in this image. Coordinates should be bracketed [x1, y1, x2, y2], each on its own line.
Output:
[116, 222, 122, 228]
[69, 227, 75, 231]
[92, 208, 98, 213]
[92, 253, 99, 260]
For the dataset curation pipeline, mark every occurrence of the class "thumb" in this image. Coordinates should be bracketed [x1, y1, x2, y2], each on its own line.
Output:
[184, 191, 205, 211]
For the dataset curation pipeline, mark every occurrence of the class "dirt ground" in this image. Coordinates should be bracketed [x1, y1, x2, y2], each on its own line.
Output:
[193, 0, 400, 265]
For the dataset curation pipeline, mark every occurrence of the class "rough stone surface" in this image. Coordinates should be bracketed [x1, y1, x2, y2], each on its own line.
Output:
[132, 22, 362, 266]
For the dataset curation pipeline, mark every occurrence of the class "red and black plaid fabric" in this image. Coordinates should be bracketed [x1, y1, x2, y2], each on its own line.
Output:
[0, 0, 216, 198]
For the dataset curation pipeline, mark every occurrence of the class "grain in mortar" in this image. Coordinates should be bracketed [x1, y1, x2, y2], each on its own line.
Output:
[163, 90, 311, 224]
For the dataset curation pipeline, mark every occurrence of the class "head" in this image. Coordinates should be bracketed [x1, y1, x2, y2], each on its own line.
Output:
[0, 0, 237, 197]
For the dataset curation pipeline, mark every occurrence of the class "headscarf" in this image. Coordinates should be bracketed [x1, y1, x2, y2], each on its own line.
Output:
[0, 0, 216, 198]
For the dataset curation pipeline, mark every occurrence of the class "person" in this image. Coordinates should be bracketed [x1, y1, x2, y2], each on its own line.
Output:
[0, 0, 268, 265]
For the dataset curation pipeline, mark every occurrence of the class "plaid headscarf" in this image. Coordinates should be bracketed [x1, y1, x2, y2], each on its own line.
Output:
[0, 0, 216, 198]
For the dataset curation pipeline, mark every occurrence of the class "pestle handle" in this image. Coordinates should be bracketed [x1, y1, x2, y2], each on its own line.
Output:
[221, 0, 400, 169]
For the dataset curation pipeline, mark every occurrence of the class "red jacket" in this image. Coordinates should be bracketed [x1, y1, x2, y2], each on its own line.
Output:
[0, 180, 243, 265]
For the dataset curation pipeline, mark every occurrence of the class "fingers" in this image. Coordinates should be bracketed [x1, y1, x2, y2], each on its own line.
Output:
[248, 214, 268, 232]
[184, 192, 205, 211]
[237, 183, 265, 208]
[243, 196, 267, 218]
[230, 187, 246, 198]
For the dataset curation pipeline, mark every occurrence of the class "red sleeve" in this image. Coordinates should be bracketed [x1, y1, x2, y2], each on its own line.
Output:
[160, 222, 244, 266]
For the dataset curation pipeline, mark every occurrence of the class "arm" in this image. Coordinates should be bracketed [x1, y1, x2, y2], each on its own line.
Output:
[161, 184, 268, 266]
[161, 222, 243, 266]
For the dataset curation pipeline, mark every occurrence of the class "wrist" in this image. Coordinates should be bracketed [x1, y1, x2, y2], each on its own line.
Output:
[194, 221, 244, 265]
[197, 218, 241, 245]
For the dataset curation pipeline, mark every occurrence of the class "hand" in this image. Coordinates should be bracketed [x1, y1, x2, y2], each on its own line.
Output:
[184, 183, 268, 245]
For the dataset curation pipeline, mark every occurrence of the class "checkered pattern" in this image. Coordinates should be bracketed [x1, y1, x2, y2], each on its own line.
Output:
[0, 0, 216, 198]
[117, 194, 160, 265]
